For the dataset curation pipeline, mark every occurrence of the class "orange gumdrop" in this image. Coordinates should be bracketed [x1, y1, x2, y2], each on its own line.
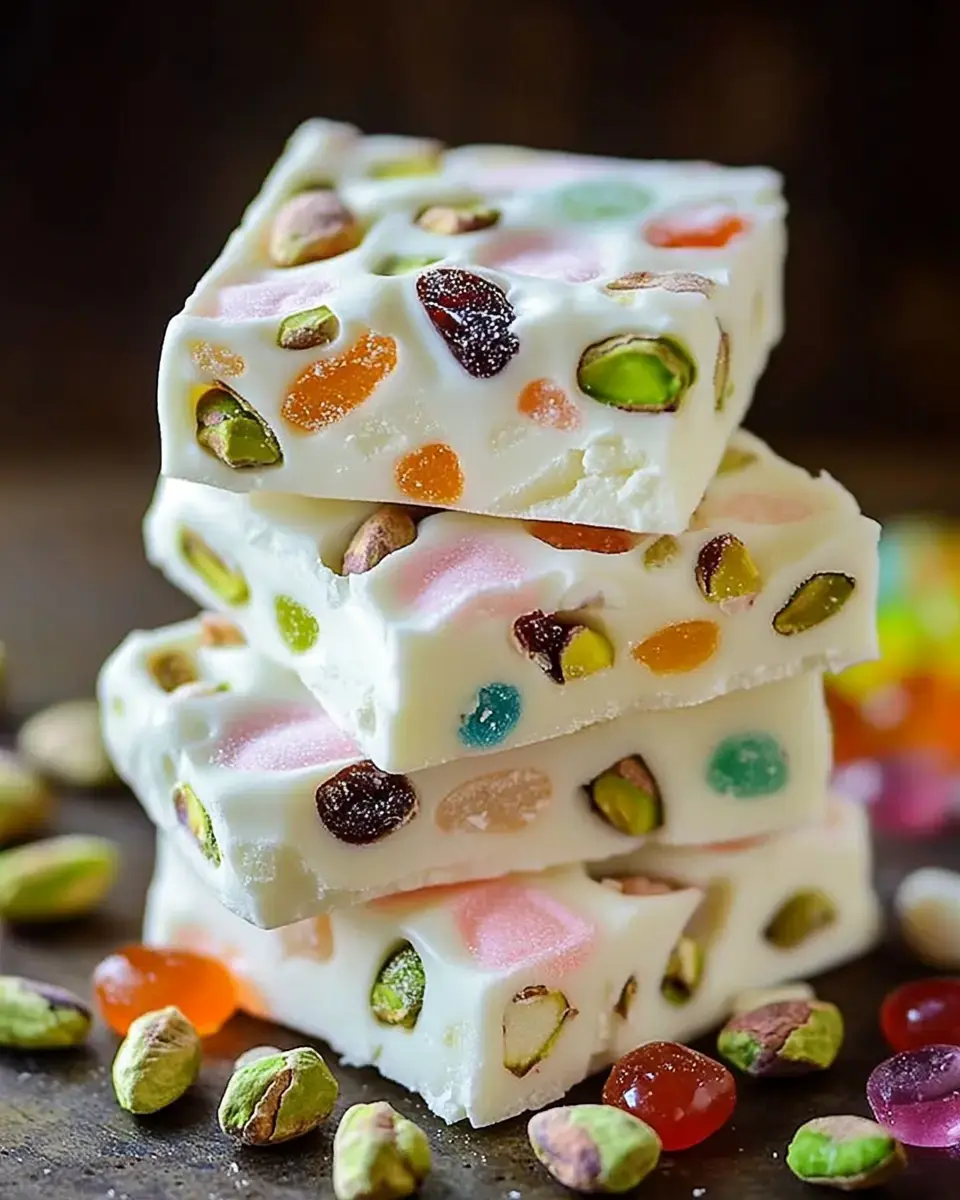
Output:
[281, 330, 397, 431]
[631, 620, 720, 674]
[395, 442, 464, 504]
[278, 915, 335, 961]
[190, 340, 246, 378]
[92, 943, 239, 1036]
[528, 520, 640, 555]
[644, 206, 751, 249]
[517, 379, 581, 431]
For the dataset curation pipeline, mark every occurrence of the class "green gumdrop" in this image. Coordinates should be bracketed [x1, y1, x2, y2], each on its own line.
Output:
[577, 335, 696, 413]
[274, 596, 319, 654]
[555, 179, 654, 222]
[707, 733, 788, 798]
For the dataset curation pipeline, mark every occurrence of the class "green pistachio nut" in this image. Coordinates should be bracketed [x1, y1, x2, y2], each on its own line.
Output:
[0, 834, 119, 922]
[661, 936, 705, 1006]
[277, 305, 341, 351]
[274, 595, 320, 654]
[0, 975, 92, 1049]
[415, 203, 500, 235]
[17, 699, 115, 787]
[613, 976, 638, 1020]
[0, 749, 54, 845]
[146, 649, 198, 694]
[371, 943, 425, 1029]
[577, 334, 697, 413]
[717, 999, 844, 1078]
[503, 985, 577, 1078]
[333, 1101, 431, 1200]
[342, 507, 417, 576]
[178, 528, 251, 606]
[218, 1046, 339, 1145]
[195, 386, 283, 470]
[588, 755, 662, 836]
[528, 1104, 661, 1194]
[268, 189, 363, 267]
[173, 783, 221, 866]
[787, 1115, 907, 1191]
[765, 889, 838, 949]
[112, 1005, 202, 1114]
[372, 254, 442, 277]
[773, 573, 857, 636]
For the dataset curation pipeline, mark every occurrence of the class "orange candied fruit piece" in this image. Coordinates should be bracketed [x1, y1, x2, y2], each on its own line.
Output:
[92, 943, 239, 1036]
[644, 206, 751, 250]
[281, 329, 397, 432]
[517, 379, 581, 431]
[395, 442, 464, 505]
[528, 520, 640, 555]
[631, 619, 720, 674]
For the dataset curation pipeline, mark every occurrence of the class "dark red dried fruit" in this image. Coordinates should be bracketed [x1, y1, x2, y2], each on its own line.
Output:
[416, 268, 519, 379]
[513, 610, 569, 683]
[316, 762, 419, 845]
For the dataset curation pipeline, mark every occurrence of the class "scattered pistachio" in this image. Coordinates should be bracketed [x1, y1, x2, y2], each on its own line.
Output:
[415, 203, 500, 235]
[199, 612, 246, 647]
[661, 936, 704, 1006]
[528, 1104, 661, 1194]
[512, 610, 614, 684]
[0, 975, 92, 1048]
[614, 976, 638, 1020]
[0, 834, 119, 922]
[714, 327, 732, 410]
[695, 533, 762, 612]
[269, 189, 362, 267]
[643, 535, 680, 569]
[587, 755, 662, 836]
[786, 1115, 907, 1191]
[605, 270, 715, 296]
[342, 507, 417, 576]
[234, 1044, 282, 1071]
[503, 985, 577, 1078]
[370, 943, 425, 1029]
[731, 981, 815, 1016]
[577, 334, 697, 413]
[372, 253, 442, 276]
[765, 889, 838, 949]
[0, 749, 54, 845]
[146, 649, 198, 694]
[195, 386, 283, 470]
[894, 866, 960, 968]
[277, 305, 341, 351]
[179, 528, 251, 605]
[218, 1046, 339, 1145]
[112, 1006, 202, 1114]
[17, 699, 115, 787]
[718, 999, 844, 1078]
[333, 1101, 431, 1200]
[173, 783, 220, 866]
[773, 573, 856, 636]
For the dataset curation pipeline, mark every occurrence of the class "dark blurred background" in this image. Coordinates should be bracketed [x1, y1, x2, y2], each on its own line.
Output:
[0, 0, 957, 707]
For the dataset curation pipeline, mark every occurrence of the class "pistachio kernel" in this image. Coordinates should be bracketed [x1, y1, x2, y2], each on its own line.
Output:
[661, 936, 704, 1006]
[112, 1005, 202, 1114]
[605, 270, 716, 296]
[178, 528, 251, 606]
[234, 1044, 282, 1071]
[173, 783, 220, 866]
[503, 985, 577, 1078]
[0, 834, 119, 923]
[512, 610, 614, 684]
[765, 889, 838, 949]
[17, 699, 115, 787]
[0, 750, 53, 846]
[587, 755, 663, 836]
[341, 506, 417, 575]
[773, 573, 857, 635]
[718, 999, 844, 1078]
[528, 1104, 661, 1194]
[415, 203, 500, 235]
[643, 534, 680, 569]
[277, 305, 341, 351]
[268, 189, 362, 267]
[372, 253, 442, 277]
[370, 943, 425, 1030]
[0, 975, 92, 1049]
[614, 976, 638, 1020]
[577, 334, 697, 413]
[714, 327, 733, 411]
[195, 386, 283, 470]
[333, 1101, 432, 1200]
[146, 649, 198, 694]
[787, 1115, 907, 1191]
[199, 612, 246, 647]
[695, 533, 762, 612]
[218, 1046, 339, 1145]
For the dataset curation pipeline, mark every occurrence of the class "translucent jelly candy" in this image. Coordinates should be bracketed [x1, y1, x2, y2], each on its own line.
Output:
[195, 386, 283, 470]
[517, 379, 581, 430]
[643, 204, 751, 249]
[631, 620, 720, 675]
[587, 755, 663, 836]
[867, 1045, 960, 1147]
[881, 978, 960, 1053]
[172, 783, 220, 865]
[281, 330, 397, 432]
[577, 335, 697, 413]
[512, 610, 614, 684]
[190, 340, 245, 378]
[315, 761, 419, 845]
[93, 943, 238, 1036]
[773, 573, 856, 636]
[528, 521, 639, 555]
[416, 268, 519, 378]
[434, 768, 553, 834]
[178, 528, 250, 606]
[274, 595, 319, 654]
[602, 1041, 736, 1151]
[268, 188, 362, 267]
[707, 733, 788, 798]
[695, 534, 762, 611]
[458, 683, 523, 748]
[554, 179, 654, 222]
[395, 442, 464, 505]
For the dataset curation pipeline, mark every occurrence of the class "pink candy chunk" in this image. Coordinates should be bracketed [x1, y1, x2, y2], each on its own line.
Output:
[453, 880, 596, 975]
[393, 535, 534, 619]
[475, 231, 602, 283]
[867, 1044, 960, 1147]
[212, 703, 359, 772]
[701, 492, 816, 525]
[215, 275, 335, 320]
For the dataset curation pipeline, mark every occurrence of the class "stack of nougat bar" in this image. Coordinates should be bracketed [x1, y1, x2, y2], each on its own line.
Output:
[99, 119, 882, 1127]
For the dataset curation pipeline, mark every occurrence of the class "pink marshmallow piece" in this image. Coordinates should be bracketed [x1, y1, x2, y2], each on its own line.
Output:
[475, 230, 602, 283]
[392, 534, 533, 619]
[212, 702, 359, 772]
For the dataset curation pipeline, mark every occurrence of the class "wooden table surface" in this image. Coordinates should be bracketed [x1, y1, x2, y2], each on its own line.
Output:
[1, 453, 958, 1199]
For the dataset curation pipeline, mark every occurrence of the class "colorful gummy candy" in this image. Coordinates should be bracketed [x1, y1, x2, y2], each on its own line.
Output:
[881, 978, 960, 1052]
[867, 1044, 960, 1148]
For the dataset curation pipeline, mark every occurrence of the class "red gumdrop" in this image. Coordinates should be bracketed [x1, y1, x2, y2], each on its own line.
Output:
[881, 978, 960, 1053]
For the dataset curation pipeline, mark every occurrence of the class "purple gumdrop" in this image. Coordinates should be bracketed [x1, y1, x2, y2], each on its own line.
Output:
[867, 1044, 960, 1147]
[869, 752, 953, 835]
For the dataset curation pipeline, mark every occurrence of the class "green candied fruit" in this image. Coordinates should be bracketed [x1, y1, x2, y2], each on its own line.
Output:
[587, 755, 663, 836]
[554, 179, 654, 222]
[274, 596, 319, 654]
[372, 253, 442, 277]
[178, 527, 250, 606]
[707, 733, 789, 799]
[276, 305, 340, 351]
[370, 943, 425, 1029]
[195, 386, 283, 470]
[577, 335, 697, 413]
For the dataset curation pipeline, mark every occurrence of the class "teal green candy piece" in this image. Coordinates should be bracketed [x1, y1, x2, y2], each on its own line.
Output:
[274, 596, 319, 654]
[707, 733, 788, 798]
[554, 179, 654, 222]
[458, 684, 522, 749]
